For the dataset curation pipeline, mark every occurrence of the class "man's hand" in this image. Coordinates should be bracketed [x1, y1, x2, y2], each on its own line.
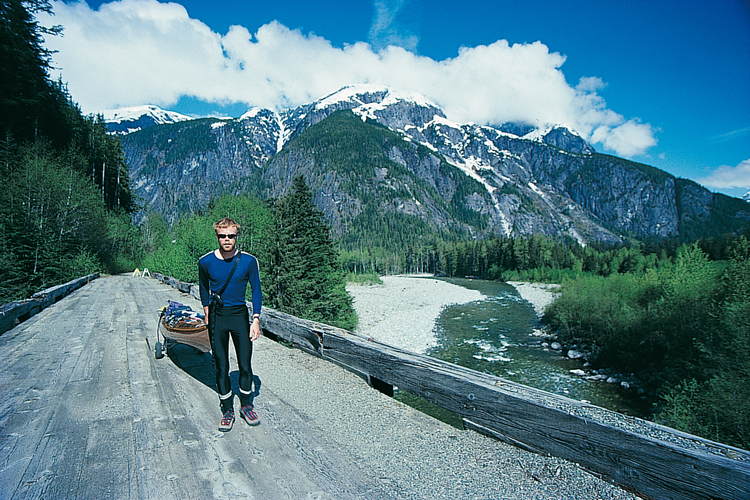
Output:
[250, 318, 260, 341]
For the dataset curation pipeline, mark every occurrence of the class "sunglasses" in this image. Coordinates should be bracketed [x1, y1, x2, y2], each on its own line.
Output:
[217, 233, 237, 240]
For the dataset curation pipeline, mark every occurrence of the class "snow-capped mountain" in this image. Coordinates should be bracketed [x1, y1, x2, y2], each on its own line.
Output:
[744, 190, 750, 203]
[100, 105, 193, 134]
[115, 86, 750, 243]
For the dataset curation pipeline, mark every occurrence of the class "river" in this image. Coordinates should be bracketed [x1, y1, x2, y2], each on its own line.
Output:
[394, 277, 650, 425]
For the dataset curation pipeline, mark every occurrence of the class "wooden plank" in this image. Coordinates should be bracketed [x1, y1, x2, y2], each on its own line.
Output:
[15, 387, 134, 499]
[0, 300, 35, 333]
[133, 443, 209, 500]
[0, 390, 62, 500]
[260, 308, 322, 355]
[11, 280, 129, 500]
[320, 328, 750, 500]
[0, 292, 96, 500]
[124, 292, 213, 499]
[13, 377, 104, 499]
[29, 274, 97, 304]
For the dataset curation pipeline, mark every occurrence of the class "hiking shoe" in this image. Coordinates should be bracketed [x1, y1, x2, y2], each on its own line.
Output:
[219, 409, 235, 432]
[240, 405, 260, 426]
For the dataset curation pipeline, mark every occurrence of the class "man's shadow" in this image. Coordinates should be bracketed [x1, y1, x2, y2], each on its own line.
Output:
[167, 343, 262, 406]
[229, 371, 262, 407]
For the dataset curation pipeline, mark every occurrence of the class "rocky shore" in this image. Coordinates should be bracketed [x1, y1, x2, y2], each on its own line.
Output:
[346, 274, 483, 353]
[506, 281, 561, 319]
[347, 276, 561, 354]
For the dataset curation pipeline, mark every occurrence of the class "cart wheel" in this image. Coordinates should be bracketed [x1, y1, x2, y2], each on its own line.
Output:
[155, 341, 164, 359]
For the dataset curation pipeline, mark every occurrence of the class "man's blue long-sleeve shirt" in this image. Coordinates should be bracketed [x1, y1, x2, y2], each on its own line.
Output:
[198, 250, 262, 315]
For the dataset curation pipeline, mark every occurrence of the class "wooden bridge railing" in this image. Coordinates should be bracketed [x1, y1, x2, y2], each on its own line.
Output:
[0, 274, 99, 335]
[153, 272, 750, 500]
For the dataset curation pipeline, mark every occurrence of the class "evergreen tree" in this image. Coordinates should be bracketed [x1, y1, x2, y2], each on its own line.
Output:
[1, 0, 67, 146]
[268, 176, 355, 330]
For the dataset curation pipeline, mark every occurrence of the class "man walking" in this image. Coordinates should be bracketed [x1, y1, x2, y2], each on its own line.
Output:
[199, 217, 262, 431]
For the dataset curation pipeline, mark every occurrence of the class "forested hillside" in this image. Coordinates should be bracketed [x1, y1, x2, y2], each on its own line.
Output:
[0, 0, 141, 302]
[262, 110, 490, 243]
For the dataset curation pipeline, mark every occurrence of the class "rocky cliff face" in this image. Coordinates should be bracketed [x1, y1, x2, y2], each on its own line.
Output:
[119, 86, 750, 244]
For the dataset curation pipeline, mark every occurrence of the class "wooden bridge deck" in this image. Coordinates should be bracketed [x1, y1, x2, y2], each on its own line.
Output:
[0, 275, 644, 499]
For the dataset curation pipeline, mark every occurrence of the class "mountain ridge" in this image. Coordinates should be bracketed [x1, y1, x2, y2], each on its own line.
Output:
[102, 105, 193, 134]
[112, 86, 750, 246]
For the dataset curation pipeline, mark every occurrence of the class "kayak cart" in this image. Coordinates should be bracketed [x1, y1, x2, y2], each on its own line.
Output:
[154, 300, 211, 358]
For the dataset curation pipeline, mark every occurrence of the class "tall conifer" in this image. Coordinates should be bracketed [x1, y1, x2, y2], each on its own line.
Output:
[268, 176, 355, 329]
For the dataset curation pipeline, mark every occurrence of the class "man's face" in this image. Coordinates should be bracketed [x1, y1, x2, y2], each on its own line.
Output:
[216, 226, 238, 252]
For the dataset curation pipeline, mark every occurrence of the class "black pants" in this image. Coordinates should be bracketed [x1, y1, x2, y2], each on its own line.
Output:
[209, 304, 253, 409]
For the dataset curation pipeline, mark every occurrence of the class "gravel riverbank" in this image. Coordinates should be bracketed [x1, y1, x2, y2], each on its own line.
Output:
[346, 274, 484, 353]
[346, 276, 560, 353]
[506, 281, 561, 319]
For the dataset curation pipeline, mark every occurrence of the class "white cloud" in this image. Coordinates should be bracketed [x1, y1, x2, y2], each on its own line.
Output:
[593, 120, 658, 158]
[576, 76, 606, 93]
[43, 0, 656, 158]
[696, 159, 750, 189]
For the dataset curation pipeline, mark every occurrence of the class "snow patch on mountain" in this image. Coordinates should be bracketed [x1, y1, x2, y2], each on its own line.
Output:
[101, 105, 192, 134]
[308, 87, 521, 237]
[101, 105, 191, 124]
[316, 84, 437, 112]
[239, 107, 263, 120]
[523, 126, 557, 142]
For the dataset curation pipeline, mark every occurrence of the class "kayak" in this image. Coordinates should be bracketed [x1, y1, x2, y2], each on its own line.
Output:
[154, 300, 211, 357]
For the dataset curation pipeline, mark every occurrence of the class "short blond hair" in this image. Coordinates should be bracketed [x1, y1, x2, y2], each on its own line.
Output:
[213, 217, 240, 233]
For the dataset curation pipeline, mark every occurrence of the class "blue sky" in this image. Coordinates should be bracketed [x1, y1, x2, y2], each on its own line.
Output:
[45, 0, 750, 198]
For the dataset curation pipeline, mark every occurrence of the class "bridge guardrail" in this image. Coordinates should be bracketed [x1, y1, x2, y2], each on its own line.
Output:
[153, 272, 750, 500]
[0, 274, 99, 335]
